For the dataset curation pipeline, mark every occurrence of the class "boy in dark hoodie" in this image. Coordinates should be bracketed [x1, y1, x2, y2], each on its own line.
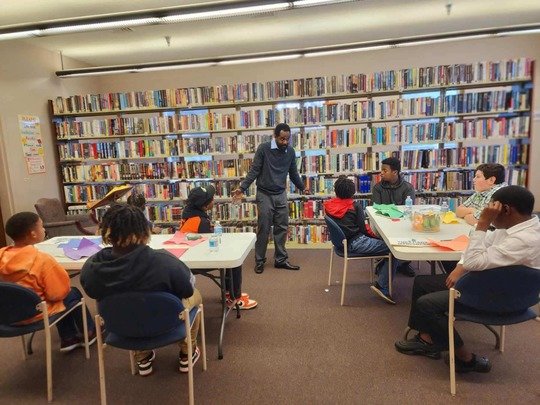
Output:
[372, 157, 416, 277]
[80, 204, 201, 376]
[324, 176, 397, 304]
[0, 212, 96, 352]
[180, 185, 257, 310]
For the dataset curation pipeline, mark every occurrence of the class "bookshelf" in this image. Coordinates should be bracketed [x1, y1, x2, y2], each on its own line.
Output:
[50, 57, 534, 244]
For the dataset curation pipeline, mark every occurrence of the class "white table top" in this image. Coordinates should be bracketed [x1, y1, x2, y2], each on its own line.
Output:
[366, 206, 473, 261]
[35, 233, 256, 270]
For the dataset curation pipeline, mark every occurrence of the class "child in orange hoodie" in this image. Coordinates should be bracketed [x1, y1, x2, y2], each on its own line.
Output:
[0, 212, 96, 352]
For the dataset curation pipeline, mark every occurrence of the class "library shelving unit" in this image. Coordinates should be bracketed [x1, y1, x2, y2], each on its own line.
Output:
[50, 57, 534, 245]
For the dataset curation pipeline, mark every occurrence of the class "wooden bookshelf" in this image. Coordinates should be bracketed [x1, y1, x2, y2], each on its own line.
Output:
[49, 57, 534, 245]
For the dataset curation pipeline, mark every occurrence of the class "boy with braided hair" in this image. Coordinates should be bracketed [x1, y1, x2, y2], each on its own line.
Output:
[81, 204, 201, 376]
[324, 176, 397, 304]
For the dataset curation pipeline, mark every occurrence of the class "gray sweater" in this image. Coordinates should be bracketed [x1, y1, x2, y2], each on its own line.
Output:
[372, 176, 415, 205]
[240, 141, 304, 195]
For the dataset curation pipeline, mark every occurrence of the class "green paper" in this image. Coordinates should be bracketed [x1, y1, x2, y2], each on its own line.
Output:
[373, 203, 404, 219]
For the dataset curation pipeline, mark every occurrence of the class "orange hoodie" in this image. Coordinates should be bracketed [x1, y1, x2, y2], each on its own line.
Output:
[0, 245, 70, 322]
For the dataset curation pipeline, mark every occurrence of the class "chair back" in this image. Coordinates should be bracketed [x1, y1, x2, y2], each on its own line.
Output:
[0, 282, 42, 324]
[324, 215, 347, 252]
[455, 265, 540, 313]
[98, 291, 185, 338]
[34, 198, 67, 223]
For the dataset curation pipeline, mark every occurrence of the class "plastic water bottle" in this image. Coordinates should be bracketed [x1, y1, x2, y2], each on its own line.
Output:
[440, 199, 449, 216]
[214, 221, 223, 244]
[209, 235, 219, 252]
[404, 196, 413, 219]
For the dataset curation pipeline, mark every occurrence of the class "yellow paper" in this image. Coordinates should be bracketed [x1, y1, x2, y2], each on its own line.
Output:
[442, 211, 459, 224]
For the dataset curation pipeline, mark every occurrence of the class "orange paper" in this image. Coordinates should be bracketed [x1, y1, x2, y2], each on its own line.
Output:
[164, 232, 206, 246]
[427, 235, 470, 251]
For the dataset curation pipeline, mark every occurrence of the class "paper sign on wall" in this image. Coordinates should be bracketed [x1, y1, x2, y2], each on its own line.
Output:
[18, 114, 46, 174]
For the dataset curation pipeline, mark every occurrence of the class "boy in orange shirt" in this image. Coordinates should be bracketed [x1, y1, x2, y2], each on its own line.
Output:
[0, 212, 96, 352]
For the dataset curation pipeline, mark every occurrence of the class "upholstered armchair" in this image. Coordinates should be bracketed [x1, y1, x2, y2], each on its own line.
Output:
[34, 198, 98, 238]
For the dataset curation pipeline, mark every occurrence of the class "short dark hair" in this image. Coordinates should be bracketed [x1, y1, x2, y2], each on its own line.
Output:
[5, 212, 40, 241]
[100, 203, 150, 248]
[476, 163, 505, 184]
[127, 192, 146, 209]
[334, 175, 356, 199]
[274, 123, 291, 136]
[382, 157, 401, 173]
[492, 186, 534, 216]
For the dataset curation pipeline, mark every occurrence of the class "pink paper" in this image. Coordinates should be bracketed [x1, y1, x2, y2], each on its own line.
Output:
[164, 232, 206, 246]
[427, 235, 470, 251]
[164, 247, 188, 258]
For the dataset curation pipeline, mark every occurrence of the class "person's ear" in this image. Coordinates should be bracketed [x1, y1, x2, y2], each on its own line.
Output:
[487, 176, 496, 185]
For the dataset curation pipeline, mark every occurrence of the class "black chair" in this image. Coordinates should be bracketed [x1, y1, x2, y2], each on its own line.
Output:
[0, 282, 90, 402]
[448, 265, 540, 395]
[95, 291, 207, 405]
[325, 215, 392, 305]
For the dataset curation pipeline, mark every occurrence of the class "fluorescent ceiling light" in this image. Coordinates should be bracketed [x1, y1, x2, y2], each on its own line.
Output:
[60, 69, 138, 78]
[0, 30, 40, 40]
[293, 0, 356, 7]
[495, 28, 540, 36]
[137, 62, 217, 72]
[218, 54, 302, 65]
[398, 34, 493, 47]
[162, 3, 290, 23]
[304, 44, 392, 57]
[40, 18, 160, 35]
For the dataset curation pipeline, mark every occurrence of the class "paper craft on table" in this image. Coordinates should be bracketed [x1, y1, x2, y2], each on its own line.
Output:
[164, 247, 188, 258]
[164, 232, 206, 246]
[373, 203, 404, 219]
[427, 235, 470, 251]
[441, 211, 460, 224]
[388, 237, 431, 247]
[63, 237, 102, 260]
[58, 236, 102, 248]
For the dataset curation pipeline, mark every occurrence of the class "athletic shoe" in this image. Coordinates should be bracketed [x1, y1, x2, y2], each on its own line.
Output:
[137, 350, 156, 376]
[60, 329, 98, 353]
[225, 292, 249, 300]
[179, 347, 200, 373]
[395, 334, 442, 359]
[226, 295, 258, 310]
[370, 283, 396, 305]
[444, 353, 492, 373]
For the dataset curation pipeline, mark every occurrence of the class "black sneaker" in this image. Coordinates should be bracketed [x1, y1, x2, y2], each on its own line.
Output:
[370, 283, 396, 305]
[137, 350, 156, 376]
[179, 347, 200, 373]
[395, 334, 442, 359]
[444, 353, 492, 373]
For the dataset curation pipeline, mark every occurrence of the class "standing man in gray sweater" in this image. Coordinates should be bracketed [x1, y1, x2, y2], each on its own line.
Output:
[233, 123, 305, 274]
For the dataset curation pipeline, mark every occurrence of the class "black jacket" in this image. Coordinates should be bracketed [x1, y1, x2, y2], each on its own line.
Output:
[80, 245, 194, 301]
[372, 176, 415, 205]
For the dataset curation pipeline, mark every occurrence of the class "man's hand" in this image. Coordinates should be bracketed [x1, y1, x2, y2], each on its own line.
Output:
[445, 264, 466, 289]
[476, 201, 503, 231]
[232, 188, 244, 203]
[464, 213, 478, 226]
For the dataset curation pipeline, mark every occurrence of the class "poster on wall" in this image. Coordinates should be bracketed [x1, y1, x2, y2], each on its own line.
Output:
[18, 114, 46, 174]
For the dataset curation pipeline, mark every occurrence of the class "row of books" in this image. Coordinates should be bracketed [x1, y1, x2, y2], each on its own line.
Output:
[52, 58, 532, 114]
[400, 144, 528, 170]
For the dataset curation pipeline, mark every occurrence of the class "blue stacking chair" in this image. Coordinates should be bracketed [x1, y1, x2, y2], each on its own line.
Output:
[448, 265, 540, 395]
[95, 291, 206, 405]
[325, 215, 392, 305]
[0, 282, 90, 402]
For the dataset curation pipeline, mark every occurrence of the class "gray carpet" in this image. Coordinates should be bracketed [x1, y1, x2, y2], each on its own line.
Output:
[2, 249, 539, 404]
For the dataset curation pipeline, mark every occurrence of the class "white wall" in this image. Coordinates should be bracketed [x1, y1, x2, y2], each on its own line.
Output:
[0, 41, 100, 224]
[1, 34, 539, 236]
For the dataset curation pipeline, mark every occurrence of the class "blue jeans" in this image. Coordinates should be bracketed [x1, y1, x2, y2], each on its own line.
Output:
[349, 234, 396, 295]
[56, 287, 95, 341]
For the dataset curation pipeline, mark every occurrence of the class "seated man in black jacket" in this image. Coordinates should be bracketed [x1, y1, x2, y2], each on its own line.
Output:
[81, 204, 201, 376]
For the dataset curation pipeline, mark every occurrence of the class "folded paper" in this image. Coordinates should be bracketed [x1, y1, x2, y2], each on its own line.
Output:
[373, 203, 404, 219]
[164, 232, 206, 246]
[442, 211, 460, 224]
[63, 237, 102, 260]
[427, 235, 470, 251]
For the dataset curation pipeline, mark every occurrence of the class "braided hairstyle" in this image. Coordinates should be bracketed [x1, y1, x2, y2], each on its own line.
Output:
[100, 203, 150, 247]
[334, 175, 356, 199]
